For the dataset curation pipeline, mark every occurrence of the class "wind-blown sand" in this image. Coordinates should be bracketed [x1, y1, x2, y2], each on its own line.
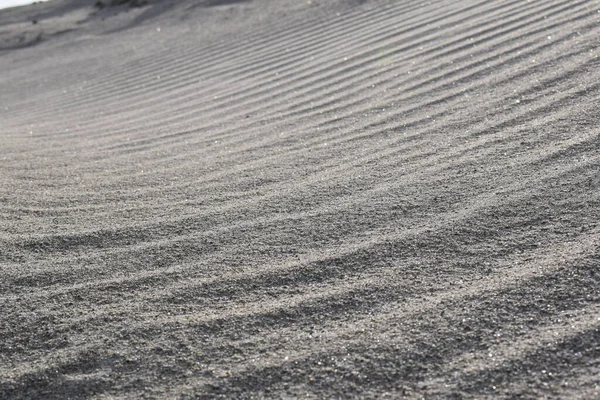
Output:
[1, 0, 599, 398]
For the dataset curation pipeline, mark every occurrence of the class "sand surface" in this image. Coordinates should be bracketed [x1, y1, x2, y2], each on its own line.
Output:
[1, 0, 599, 398]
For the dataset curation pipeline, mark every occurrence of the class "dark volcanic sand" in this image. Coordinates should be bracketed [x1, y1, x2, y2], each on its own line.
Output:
[1, 0, 599, 398]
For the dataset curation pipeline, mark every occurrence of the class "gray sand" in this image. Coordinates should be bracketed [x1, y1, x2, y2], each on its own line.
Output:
[1, 0, 599, 398]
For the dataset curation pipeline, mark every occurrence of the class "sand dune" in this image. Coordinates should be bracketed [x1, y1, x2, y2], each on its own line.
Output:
[1, 0, 599, 398]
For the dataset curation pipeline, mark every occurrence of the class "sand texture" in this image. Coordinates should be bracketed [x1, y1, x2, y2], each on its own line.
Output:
[1, 0, 599, 398]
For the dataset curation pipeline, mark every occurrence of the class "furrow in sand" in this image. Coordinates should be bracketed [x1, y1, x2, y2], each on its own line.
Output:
[3, 78, 595, 245]
[1, 0, 599, 398]
[3, 44, 594, 219]
[2, 123, 597, 276]
[2, 153, 597, 325]
[2, 233, 597, 396]
[0, 0, 573, 132]
[0, 0, 466, 120]
[0, 0, 402, 120]
[5, 0, 584, 140]
[3, 100, 596, 253]
[4, 8, 596, 178]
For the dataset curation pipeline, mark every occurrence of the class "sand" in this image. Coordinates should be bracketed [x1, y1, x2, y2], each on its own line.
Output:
[1, 0, 599, 398]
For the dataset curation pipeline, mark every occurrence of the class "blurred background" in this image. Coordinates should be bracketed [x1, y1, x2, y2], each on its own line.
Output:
[0, 0, 49, 10]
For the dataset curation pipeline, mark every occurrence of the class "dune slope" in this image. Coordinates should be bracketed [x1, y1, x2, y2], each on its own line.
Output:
[1, 0, 599, 398]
